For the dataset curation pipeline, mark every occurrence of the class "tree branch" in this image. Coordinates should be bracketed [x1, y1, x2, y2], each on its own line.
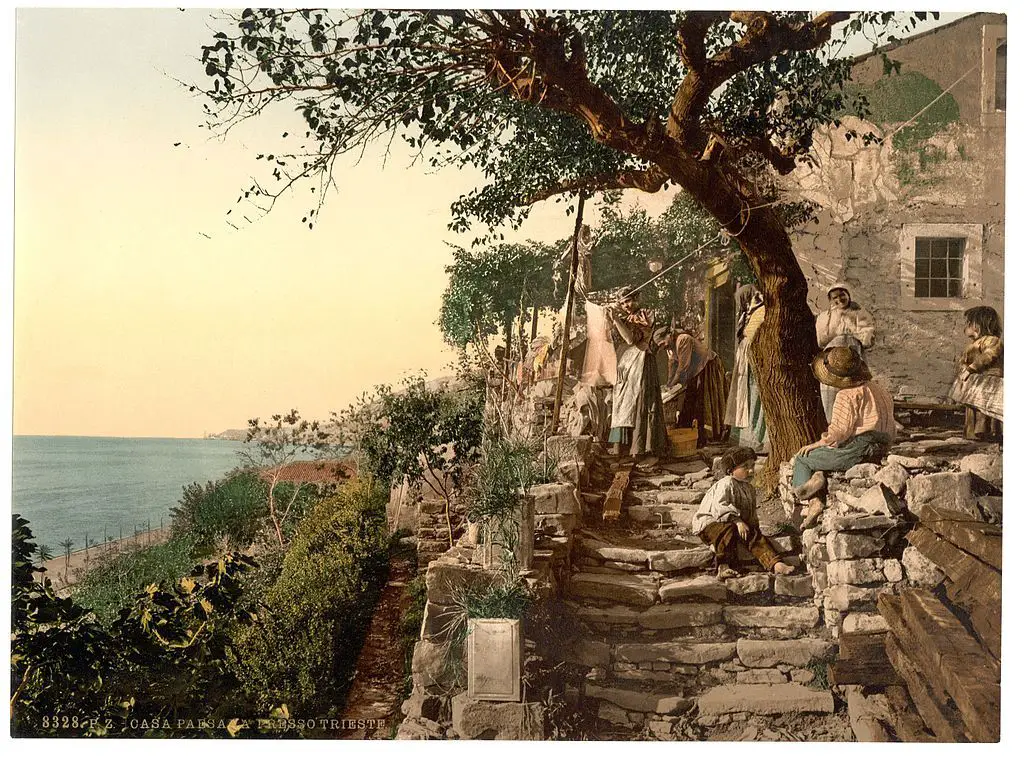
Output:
[522, 166, 670, 205]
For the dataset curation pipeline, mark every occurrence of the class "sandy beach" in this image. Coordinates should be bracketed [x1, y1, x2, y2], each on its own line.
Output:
[35, 526, 173, 593]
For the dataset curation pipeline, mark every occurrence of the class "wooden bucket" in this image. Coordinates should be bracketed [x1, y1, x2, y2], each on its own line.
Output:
[667, 426, 699, 456]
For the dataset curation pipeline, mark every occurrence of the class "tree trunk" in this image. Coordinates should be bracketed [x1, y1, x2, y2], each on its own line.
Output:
[657, 160, 825, 484]
[531, 302, 539, 340]
[503, 316, 513, 361]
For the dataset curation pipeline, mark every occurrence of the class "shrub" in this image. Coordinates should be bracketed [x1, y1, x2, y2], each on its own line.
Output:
[72, 536, 199, 625]
[170, 471, 269, 552]
[232, 479, 390, 714]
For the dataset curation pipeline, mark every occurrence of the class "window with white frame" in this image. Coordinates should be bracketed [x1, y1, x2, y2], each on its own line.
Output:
[900, 223, 983, 310]
[981, 24, 1006, 126]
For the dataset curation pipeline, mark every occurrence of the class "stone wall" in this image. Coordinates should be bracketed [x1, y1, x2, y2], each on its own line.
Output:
[785, 432, 1002, 638]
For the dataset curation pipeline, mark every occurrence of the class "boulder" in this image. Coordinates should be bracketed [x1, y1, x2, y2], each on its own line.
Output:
[846, 687, 893, 742]
[451, 692, 544, 740]
[412, 640, 454, 691]
[844, 463, 881, 479]
[401, 689, 444, 722]
[395, 717, 445, 740]
[905, 472, 981, 518]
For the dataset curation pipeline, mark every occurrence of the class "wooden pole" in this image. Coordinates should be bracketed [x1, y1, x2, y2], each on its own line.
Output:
[551, 193, 587, 434]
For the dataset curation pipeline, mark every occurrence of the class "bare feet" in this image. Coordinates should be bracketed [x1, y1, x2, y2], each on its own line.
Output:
[793, 471, 827, 501]
[799, 498, 825, 530]
[773, 561, 796, 575]
[717, 565, 740, 579]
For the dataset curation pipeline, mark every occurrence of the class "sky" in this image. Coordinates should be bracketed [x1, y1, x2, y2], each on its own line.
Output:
[3, 5, 1005, 439]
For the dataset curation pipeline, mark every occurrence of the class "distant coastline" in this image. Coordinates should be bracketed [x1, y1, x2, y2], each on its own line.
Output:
[204, 429, 250, 441]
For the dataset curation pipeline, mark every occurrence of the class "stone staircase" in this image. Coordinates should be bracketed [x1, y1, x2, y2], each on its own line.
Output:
[558, 453, 842, 739]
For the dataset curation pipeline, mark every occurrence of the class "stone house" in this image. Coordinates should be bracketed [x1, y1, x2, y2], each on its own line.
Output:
[707, 13, 1006, 403]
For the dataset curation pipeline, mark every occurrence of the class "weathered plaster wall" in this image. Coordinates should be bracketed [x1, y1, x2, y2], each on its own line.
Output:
[781, 15, 1005, 401]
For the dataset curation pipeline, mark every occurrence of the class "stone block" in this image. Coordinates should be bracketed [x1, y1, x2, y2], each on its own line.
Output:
[556, 460, 584, 487]
[662, 459, 711, 476]
[826, 584, 879, 612]
[578, 538, 648, 565]
[544, 434, 591, 463]
[637, 473, 682, 488]
[855, 484, 903, 517]
[697, 684, 835, 716]
[426, 561, 498, 605]
[725, 574, 772, 596]
[535, 513, 577, 536]
[723, 606, 820, 630]
[826, 531, 884, 561]
[627, 504, 695, 526]
[901, 545, 945, 588]
[737, 669, 788, 684]
[614, 641, 736, 665]
[659, 574, 728, 602]
[882, 559, 903, 583]
[873, 462, 910, 496]
[421, 601, 461, 641]
[566, 640, 612, 668]
[827, 559, 885, 586]
[844, 463, 881, 479]
[735, 638, 835, 668]
[451, 692, 544, 740]
[821, 512, 897, 533]
[649, 547, 715, 572]
[773, 574, 814, 598]
[655, 488, 706, 505]
[530, 482, 581, 515]
[905, 472, 981, 518]
[395, 717, 445, 740]
[412, 640, 455, 690]
[846, 687, 894, 743]
[886, 454, 941, 470]
[958, 452, 1002, 486]
[841, 613, 889, 635]
[568, 572, 658, 607]
[597, 701, 630, 725]
[639, 603, 723, 629]
[585, 684, 690, 715]
[978, 495, 1003, 521]
[577, 605, 640, 626]
[401, 689, 444, 722]
[768, 535, 799, 554]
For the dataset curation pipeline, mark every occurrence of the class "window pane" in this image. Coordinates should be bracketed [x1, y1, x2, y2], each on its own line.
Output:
[948, 279, 962, 298]
[949, 257, 962, 279]
[915, 259, 929, 278]
[931, 258, 947, 278]
[915, 279, 929, 297]
[930, 279, 948, 298]
[915, 239, 930, 259]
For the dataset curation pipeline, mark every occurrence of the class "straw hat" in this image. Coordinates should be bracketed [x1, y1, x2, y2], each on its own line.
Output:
[812, 346, 872, 389]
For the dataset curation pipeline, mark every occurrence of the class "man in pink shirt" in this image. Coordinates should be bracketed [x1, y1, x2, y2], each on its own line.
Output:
[791, 346, 896, 528]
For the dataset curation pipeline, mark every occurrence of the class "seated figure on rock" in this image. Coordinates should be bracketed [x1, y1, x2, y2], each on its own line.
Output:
[791, 347, 896, 529]
[692, 446, 795, 579]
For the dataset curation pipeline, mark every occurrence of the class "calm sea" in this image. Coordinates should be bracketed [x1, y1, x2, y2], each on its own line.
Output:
[11, 436, 246, 552]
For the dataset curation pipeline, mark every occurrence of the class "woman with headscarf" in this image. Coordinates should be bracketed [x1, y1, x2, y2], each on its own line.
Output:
[815, 282, 876, 421]
[605, 293, 668, 459]
[657, 325, 727, 447]
[725, 284, 768, 452]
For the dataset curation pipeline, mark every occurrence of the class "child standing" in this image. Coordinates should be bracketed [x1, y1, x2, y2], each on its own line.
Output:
[953, 305, 1003, 442]
[692, 447, 795, 579]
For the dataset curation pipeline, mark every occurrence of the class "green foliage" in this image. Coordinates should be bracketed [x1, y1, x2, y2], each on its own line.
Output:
[399, 573, 427, 701]
[11, 514, 257, 737]
[439, 242, 560, 350]
[198, 10, 930, 239]
[460, 581, 533, 621]
[849, 69, 961, 151]
[72, 536, 199, 625]
[232, 480, 390, 714]
[170, 471, 269, 553]
[467, 430, 550, 525]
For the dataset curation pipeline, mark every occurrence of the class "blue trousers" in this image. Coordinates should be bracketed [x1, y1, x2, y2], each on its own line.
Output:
[791, 431, 891, 488]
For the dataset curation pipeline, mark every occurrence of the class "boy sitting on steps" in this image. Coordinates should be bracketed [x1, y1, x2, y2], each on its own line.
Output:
[692, 447, 796, 579]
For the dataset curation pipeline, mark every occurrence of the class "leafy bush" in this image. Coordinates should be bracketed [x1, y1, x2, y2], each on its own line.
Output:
[171, 471, 270, 552]
[232, 479, 390, 714]
[11, 514, 257, 737]
[72, 536, 199, 625]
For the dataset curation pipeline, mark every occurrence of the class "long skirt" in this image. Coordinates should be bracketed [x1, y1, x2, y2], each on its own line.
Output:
[609, 345, 668, 457]
[678, 356, 728, 445]
[726, 338, 768, 451]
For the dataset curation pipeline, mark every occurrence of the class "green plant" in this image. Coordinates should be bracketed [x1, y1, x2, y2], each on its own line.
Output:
[808, 656, 832, 690]
[34, 544, 54, 563]
[11, 514, 257, 737]
[171, 471, 270, 553]
[72, 536, 200, 625]
[360, 375, 484, 546]
[399, 573, 427, 701]
[232, 479, 390, 714]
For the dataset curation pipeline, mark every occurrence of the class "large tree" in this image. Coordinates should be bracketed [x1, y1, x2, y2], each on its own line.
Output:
[198, 9, 931, 476]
